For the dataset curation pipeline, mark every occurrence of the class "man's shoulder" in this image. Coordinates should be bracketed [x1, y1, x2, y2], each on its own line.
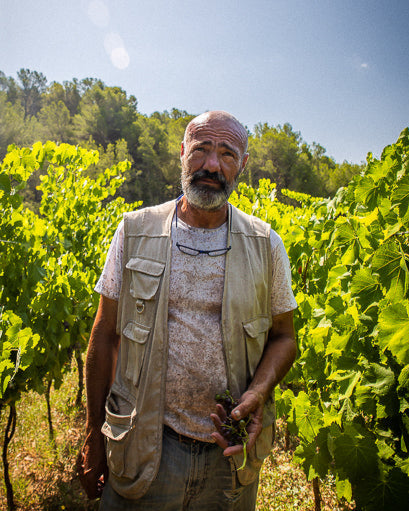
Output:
[124, 200, 174, 220]
[230, 203, 271, 238]
[123, 200, 175, 236]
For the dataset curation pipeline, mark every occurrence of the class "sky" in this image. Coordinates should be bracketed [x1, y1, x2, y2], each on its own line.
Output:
[0, 0, 408, 164]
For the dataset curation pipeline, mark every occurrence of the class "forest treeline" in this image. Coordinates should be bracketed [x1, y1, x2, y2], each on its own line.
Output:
[0, 68, 363, 208]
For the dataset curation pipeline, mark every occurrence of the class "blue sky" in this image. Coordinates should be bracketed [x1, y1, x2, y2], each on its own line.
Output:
[1, 0, 408, 164]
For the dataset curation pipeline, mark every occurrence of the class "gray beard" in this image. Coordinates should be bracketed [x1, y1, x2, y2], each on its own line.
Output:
[181, 169, 235, 211]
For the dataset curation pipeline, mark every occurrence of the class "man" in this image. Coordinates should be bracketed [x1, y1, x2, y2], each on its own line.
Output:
[77, 111, 297, 510]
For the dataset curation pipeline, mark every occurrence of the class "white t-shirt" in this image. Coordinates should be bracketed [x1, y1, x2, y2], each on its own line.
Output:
[95, 212, 297, 441]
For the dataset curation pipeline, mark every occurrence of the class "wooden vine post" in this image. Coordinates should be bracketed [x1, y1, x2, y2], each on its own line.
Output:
[2, 404, 17, 511]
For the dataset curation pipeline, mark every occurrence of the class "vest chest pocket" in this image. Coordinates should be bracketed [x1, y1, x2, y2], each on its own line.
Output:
[243, 316, 271, 379]
[123, 321, 150, 387]
[126, 257, 165, 300]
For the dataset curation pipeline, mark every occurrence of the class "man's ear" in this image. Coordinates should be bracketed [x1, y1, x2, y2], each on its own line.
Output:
[240, 153, 249, 174]
[180, 141, 185, 157]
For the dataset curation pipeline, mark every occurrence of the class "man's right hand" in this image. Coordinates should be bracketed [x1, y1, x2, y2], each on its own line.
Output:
[76, 429, 108, 499]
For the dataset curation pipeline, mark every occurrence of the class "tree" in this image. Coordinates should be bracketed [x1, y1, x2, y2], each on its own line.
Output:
[73, 83, 138, 148]
[0, 71, 19, 104]
[244, 123, 322, 196]
[16, 68, 47, 118]
[43, 80, 81, 117]
[326, 161, 364, 194]
[0, 92, 40, 160]
[0, 93, 25, 159]
[131, 114, 169, 204]
[37, 101, 73, 142]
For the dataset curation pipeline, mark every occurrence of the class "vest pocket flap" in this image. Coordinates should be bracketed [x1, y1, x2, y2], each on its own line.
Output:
[126, 257, 165, 276]
[102, 417, 132, 442]
[123, 322, 150, 386]
[126, 258, 165, 300]
[243, 316, 270, 339]
[102, 394, 136, 442]
[123, 321, 150, 344]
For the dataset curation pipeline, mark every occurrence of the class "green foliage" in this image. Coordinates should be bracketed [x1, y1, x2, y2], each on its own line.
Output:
[245, 123, 322, 195]
[0, 141, 140, 407]
[16, 69, 47, 118]
[232, 128, 409, 509]
[72, 83, 137, 148]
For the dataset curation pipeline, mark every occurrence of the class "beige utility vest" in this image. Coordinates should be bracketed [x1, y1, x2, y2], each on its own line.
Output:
[102, 200, 276, 499]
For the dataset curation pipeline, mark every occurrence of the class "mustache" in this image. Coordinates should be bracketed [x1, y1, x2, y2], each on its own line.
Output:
[190, 169, 227, 186]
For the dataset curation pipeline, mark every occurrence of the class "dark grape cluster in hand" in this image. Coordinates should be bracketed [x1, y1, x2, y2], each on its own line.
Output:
[215, 389, 251, 448]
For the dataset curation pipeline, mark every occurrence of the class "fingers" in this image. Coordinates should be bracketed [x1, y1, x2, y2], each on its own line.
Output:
[211, 408, 244, 453]
[210, 411, 229, 449]
[210, 404, 229, 442]
[78, 469, 105, 500]
[210, 430, 229, 450]
[76, 441, 108, 500]
[231, 390, 264, 421]
[96, 474, 106, 497]
[221, 443, 245, 456]
[215, 403, 227, 421]
[214, 420, 261, 456]
[210, 404, 227, 428]
[210, 412, 222, 430]
[211, 390, 266, 459]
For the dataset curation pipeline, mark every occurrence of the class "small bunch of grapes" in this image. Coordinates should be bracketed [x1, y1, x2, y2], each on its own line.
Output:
[215, 390, 251, 468]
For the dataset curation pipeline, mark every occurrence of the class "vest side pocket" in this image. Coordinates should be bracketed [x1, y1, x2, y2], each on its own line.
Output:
[102, 393, 137, 478]
[242, 316, 270, 379]
[123, 321, 150, 387]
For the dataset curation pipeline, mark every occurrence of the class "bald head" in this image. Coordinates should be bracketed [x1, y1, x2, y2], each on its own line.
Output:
[184, 111, 248, 154]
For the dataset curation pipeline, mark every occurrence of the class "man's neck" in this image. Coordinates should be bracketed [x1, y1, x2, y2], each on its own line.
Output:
[178, 197, 228, 228]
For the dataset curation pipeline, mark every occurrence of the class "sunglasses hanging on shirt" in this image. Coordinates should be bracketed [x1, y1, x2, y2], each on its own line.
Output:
[174, 194, 232, 257]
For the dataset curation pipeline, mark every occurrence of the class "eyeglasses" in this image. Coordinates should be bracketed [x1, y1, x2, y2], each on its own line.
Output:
[174, 195, 232, 257]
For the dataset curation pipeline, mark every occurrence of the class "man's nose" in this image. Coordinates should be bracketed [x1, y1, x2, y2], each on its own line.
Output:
[204, 151, 221, 172]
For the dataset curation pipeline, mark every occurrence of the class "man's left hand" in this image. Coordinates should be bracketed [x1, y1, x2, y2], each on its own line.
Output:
[210, 389, 264, 456]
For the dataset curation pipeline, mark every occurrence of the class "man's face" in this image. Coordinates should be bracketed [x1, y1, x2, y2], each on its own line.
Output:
[180, 117, 248, 211]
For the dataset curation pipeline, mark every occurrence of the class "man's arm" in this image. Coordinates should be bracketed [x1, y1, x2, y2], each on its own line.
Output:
[77, 295, 121, 499]
[211, 310, 296, 455]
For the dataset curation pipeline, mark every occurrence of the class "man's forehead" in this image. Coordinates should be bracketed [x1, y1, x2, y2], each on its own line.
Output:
[186, 117, 247, 150]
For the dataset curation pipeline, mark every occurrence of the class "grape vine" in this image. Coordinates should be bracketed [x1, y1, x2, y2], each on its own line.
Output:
[0, 141, 141, 509]
[230, 127, 409, 510]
